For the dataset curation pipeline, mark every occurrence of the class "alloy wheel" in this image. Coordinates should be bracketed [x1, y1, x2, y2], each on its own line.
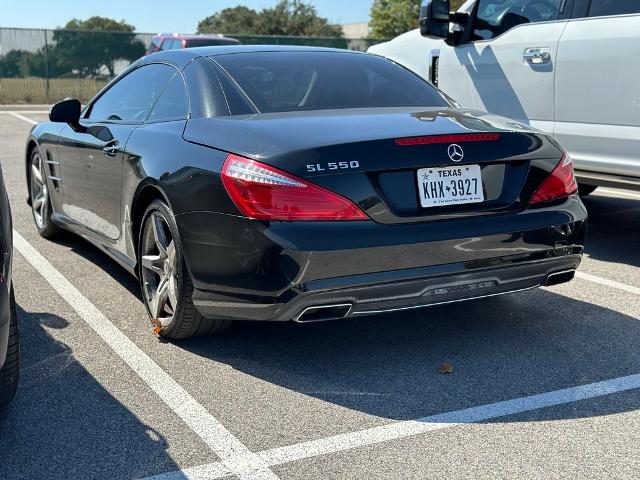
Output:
[141, 212, 179, 327]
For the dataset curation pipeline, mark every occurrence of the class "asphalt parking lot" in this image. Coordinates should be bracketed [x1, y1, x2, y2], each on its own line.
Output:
[0, 109, 639, 480]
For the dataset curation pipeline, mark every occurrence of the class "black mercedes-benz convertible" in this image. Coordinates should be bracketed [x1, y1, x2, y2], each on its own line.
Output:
[25, 46, 586, 339]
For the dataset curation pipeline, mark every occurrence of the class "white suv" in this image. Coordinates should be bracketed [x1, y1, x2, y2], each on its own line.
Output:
[369, 0, 640, 194]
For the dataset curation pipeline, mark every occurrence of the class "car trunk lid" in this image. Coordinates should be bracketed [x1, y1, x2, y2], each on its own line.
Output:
[184, 107, 563, 224]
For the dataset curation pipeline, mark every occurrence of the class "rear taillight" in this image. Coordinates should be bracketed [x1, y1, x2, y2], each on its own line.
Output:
[529, 153, 578, 204]
[221, 154, 368, 221]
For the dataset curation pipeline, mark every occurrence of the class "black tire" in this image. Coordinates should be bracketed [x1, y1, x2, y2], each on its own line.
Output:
[138, 200, 231, 340]
[29, 146, 59, 238]
[0, 287, 19, 406]
[578, 184, 597, 197]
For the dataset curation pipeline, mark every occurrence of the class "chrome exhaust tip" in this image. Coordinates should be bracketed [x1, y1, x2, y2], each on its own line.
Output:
[545, 269, 576, 286]
[293, 303, 353, 323]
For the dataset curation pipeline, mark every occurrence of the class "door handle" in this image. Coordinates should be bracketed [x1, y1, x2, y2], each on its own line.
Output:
[524, 47, 551, 65]
[102, 141, 119, 157]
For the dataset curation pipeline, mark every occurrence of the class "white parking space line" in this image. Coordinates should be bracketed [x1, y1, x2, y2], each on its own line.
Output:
[576, 271, 640, 296]
[12, 230, 278, 480]
[6, 112, 38, 125]
[1, 110, 49, 115]
[144, 463, 232, 480]
[146, 372, 640, 480]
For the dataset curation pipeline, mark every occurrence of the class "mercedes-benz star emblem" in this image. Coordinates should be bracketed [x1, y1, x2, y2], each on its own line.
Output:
[447, 144, 464, 162]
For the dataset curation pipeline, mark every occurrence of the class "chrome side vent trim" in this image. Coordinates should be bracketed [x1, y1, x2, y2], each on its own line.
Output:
[46, 150, 62, 190]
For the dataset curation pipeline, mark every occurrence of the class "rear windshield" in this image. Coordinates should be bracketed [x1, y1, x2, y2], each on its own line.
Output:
[213, 51, 448, 114]
[185, 38, 239, 48]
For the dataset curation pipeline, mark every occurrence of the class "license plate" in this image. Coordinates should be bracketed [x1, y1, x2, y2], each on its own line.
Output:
[417, 165, 484, 208]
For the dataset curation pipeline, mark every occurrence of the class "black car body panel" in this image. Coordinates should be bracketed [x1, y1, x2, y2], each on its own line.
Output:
[0, 166, 13, 368]
[25, 46, 587, 325]
[183, 107, 563, 223]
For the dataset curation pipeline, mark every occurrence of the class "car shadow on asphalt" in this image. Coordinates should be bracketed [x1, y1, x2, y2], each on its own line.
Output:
[581, 193, 640, 268]
[0, 305, 178, 480]
[178, 287, 640, 422]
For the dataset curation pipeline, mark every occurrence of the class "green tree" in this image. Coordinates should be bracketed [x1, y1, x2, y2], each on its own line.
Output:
[197, 0, 343, 37]
[0, 50, 25, 77]
[259, 0, 343, 36]
[18, 50, 49, 77]
[197, 6, 261, 35]
[370, 0, 466, 39]
[52, 16, 145, 77]
[0, 49, 53, 78]
[370, 0, 420, 38]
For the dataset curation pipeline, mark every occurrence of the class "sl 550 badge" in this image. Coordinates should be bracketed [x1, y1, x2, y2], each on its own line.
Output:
[307, 161, 360, 173]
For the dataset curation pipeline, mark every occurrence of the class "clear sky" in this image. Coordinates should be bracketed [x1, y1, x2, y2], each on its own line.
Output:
[1, 0, 373, 33]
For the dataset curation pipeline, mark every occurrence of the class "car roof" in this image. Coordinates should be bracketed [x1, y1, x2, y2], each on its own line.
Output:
[142, 45, 366, 69]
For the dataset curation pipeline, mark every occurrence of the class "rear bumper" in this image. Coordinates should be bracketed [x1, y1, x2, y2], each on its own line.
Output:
[176, 195, 587, 322]
[191, 253, 581, 322]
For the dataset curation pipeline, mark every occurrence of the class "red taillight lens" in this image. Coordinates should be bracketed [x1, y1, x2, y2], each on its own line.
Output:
[221, 154, 368, 221]
[529, 153, 578, 204]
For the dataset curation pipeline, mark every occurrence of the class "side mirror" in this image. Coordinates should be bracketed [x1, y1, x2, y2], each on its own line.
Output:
[419, 0, 451, 38]
[50, 98, 81, 125]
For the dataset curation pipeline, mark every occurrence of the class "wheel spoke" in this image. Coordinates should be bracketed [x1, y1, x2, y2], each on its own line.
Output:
[168, 275, 178, 310]
[151, 214, 169, 257]
[141, 254, 164, 276]
[167, 240, 176, 266]
[41, 194, 48, 223]
[31, 163, 43, 185]
[33, 192, 45, 210]
[151, 276, 170, 318]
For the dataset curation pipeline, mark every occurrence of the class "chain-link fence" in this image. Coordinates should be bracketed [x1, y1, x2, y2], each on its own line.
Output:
[0, 27, 387, 104]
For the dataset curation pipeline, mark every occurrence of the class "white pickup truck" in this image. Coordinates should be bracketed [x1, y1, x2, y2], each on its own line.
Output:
[369, 0, 640, 194]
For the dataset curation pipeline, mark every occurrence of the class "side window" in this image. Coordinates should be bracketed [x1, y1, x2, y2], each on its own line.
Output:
[217, 70, 256, 116]
[589, 0, 640, 17]
[147, 73, 189, 121]
[87, 64, 175, 122]
[159, 38, 181, 50]
[147, 38, 161, 54]
[473, 0, 564, 40]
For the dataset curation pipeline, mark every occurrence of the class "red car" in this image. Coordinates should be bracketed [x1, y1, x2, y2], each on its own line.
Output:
[146, 34, 240, 54]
